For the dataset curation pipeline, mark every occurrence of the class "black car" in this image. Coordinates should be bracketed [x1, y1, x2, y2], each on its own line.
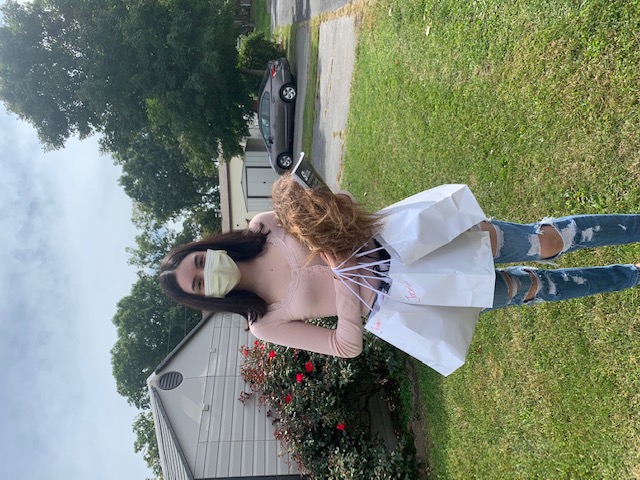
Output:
[257, 58, 296, 174]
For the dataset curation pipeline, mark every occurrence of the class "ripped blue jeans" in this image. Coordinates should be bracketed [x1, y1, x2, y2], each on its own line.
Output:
[485, 215, 640, 310]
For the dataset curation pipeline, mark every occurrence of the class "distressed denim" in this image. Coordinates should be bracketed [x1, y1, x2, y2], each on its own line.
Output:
[484, 214, 640, 310]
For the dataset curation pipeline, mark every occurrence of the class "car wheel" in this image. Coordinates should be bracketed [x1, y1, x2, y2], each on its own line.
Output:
[280, 84, 296, 102]
[277, 152, 294, 170]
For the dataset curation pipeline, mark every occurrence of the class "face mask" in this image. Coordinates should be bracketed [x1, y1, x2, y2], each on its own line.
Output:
[203, 249, 241, 297]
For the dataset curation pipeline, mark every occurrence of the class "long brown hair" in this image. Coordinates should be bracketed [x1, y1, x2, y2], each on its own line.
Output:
[159, 229, 268, 322]
[271, 174, 383, 259]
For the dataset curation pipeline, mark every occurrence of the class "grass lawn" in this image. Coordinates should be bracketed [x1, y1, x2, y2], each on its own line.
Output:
[274, 19, 320, 158]
[251, 0, 270, 35]
[340, 0, 640, 478]
[301, 19, 321, 157]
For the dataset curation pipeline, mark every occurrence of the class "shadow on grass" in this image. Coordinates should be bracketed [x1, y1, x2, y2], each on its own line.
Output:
[409, 360, 451, 480]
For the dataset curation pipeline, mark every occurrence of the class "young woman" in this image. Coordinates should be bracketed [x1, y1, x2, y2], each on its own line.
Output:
[159, 176, 640, 368]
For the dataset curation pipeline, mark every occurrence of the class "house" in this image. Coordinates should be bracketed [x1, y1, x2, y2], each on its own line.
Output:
[147, 310, 397, 480]
[147, 312, 302, 479]
[219, 131, 279, 232]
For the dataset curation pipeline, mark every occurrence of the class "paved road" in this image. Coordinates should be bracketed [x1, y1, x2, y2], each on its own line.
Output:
[270, 0, 360, 190]
[270, 0, 353, 26]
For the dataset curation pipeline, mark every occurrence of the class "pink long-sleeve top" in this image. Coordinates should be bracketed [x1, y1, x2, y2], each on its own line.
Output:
[247, 211, 379, 358]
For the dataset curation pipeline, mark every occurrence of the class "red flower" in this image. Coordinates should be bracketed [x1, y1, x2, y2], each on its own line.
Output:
[285, 394, 292, 404]
[242, 348, 249, 356]
[259, 343, 265, 351]
[336, 422, 346, 431]
[296, 373, 304, 383]
[268, 350, 276, 359]
[304, 361, 314, 373]
[254, 340, 260, 346]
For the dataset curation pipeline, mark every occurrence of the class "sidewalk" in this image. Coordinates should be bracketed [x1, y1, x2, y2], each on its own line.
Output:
[272, 1, 366, 190]
[311, 14, 360, 190]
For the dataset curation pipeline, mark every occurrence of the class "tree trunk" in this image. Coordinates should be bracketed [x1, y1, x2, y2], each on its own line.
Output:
[240, 68, 267, 78]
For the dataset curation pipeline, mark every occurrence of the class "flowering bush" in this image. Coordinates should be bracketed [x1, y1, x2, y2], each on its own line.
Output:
[239, 318, 418, 479]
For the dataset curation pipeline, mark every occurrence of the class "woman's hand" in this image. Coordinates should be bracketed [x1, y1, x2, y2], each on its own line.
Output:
[320, 251, 356, 269]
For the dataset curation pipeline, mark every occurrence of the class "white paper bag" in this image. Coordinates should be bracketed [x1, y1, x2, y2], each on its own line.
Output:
[387, 231, 495, 308]
[375, 184, 487, 265]
[353, 185, 494, 376]
[365, 301, 480, 376]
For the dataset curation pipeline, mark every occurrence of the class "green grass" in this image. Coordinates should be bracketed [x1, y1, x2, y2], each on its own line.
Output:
[341, 1, 640, 478]
[276, 19, 319, 158]
[275, 24, 296, 61]
[301, 19, 320, 158]
[251, 0, 270, 35]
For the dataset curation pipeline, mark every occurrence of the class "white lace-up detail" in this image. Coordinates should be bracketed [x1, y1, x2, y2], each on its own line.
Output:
[331, 244, 392, 309]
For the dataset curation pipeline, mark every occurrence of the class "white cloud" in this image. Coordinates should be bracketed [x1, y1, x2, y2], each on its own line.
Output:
[0, 108, 150, 479]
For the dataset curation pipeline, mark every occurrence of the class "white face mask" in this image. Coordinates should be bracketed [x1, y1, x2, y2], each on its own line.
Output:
[203, 249, 241, 297]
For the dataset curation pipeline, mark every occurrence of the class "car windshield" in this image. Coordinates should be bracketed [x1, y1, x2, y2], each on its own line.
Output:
[258, 92, 271, 141]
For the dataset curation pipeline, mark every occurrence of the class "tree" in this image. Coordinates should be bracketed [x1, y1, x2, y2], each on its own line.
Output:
[237, 31, 286, 94]
[0, 0, 101, 147]
[114, 131, 219, 222]
[187, 206, 222, 237]
[118, 0, 252, 160]
[133, 411, 163, 480]
[126, 207, 202, 269]
[0, 0, 253, 161]
[111, 272, 202, 409]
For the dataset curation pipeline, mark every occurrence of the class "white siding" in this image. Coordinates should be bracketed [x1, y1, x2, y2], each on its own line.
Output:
[246, 196, 273, 213]
[150, 388, 193, 480]
[245, 166, 276, 197]
[150, 312, 299, 479]
[244, 149, 278, 212]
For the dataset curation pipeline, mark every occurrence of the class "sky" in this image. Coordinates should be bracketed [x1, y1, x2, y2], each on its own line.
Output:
[0, 105, 152, 479]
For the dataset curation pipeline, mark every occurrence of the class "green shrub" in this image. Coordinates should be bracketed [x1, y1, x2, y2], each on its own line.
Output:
[240, 318, 419, 479]
[237, 31, 286, 94]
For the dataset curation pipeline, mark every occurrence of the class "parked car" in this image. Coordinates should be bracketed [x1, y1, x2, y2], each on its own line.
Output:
[257, 58, 297, 174]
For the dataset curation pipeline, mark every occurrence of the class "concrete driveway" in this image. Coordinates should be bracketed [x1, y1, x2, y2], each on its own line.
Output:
[270, 0, 353, 27]
[270, 0, 362, 190]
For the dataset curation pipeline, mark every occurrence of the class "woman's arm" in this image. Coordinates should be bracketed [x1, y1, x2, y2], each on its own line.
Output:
[250, 251, 366, 358]
[251, 310, 363, 359]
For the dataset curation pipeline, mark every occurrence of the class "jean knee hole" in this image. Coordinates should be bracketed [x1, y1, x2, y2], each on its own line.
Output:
[500, 271, 520, 301]
[523, 269, 541, 300]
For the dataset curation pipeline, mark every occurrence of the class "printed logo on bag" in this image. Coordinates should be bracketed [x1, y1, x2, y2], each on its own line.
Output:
[372, 319, 382, 332]
[402, 281, 420, 302]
